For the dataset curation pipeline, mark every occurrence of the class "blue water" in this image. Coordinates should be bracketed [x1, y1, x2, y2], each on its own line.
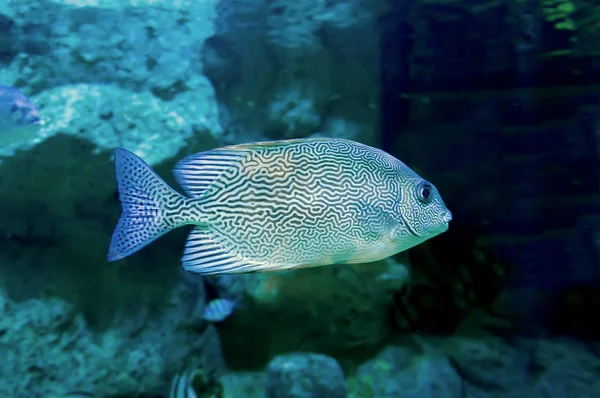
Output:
[0, 1, 598, 397]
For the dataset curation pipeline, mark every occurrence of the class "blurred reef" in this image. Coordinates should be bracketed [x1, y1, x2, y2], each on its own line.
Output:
[0, 0, 599, 397]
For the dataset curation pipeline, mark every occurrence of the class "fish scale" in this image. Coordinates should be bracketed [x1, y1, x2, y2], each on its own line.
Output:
[107, 138, 452, 275]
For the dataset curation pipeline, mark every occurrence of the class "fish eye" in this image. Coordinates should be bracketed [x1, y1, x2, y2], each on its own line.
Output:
[416, 181, 433, 203]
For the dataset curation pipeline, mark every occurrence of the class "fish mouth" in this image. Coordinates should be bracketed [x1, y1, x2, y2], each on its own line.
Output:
[443, 210, 453, 223]
[437, 211, 452, 233]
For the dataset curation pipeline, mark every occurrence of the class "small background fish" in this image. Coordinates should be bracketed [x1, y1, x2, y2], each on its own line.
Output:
[170, 368, 223, 398]
[0, 84, 42, 148]
[202, 298, 240, 322]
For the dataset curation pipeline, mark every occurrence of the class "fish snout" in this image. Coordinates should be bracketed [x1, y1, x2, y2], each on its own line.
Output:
[443, 210, 453, 223]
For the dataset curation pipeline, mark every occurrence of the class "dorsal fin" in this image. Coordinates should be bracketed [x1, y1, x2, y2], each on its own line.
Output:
[173, 138, 337, 198]
[173, 148, 248, 197]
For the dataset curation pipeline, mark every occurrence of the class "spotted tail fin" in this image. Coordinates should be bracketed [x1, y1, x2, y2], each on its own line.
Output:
[107, 148, 186, 261]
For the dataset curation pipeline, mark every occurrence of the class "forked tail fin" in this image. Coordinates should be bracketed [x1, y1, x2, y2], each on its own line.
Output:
[107, 148, 185, 261]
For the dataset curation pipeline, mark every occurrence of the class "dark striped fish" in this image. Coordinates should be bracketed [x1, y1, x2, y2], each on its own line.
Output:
[107, 138, 452, 275]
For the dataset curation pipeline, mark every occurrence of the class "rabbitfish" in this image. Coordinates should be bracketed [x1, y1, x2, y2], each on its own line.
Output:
[107, 138, 452, 274]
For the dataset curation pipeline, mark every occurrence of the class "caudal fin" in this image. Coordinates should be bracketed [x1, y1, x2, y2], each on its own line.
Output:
[107, 148, 183, 261]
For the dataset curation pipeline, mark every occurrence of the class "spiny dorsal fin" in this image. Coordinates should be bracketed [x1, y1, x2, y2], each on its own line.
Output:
[173, 148, 248, 198]
[173, 138, 346, 198]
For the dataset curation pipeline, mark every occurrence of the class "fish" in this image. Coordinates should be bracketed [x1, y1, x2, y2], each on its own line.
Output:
[107, 138, 452, 275]
[169, 368, 223, 398]
[0, 84, 42, 147]
[170, 369, 200, 398]
[202, 297, 239, 322]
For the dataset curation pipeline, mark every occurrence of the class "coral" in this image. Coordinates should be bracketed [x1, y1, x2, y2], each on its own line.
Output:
[2, 1, 598, 398]
[35, 84, 219, 164]
[1, 0, 218, 97]
[204, 0, 381, 144]
[351, 340, 463, 398]
[0, 282, 225, 397]
[0, 1, 225, 162]
[220, 371, 267, 398]
[534, 338, 600, 397]
[264, 2, 326, 52]
[265, 353, 347, 398]
[442, 333, 533, 392]
[0, 84, 198, 162]
[268, 88, 322, 139]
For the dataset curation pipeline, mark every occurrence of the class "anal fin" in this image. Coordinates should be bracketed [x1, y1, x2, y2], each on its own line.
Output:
[182, 227, 269, 275]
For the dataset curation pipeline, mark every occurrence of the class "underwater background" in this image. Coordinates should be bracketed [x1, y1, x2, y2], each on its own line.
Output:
[0, 0, 599, 397]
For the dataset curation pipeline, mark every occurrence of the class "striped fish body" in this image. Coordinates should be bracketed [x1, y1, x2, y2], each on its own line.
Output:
[107, 138, 452, 275]
[202, 298, 238, 322]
